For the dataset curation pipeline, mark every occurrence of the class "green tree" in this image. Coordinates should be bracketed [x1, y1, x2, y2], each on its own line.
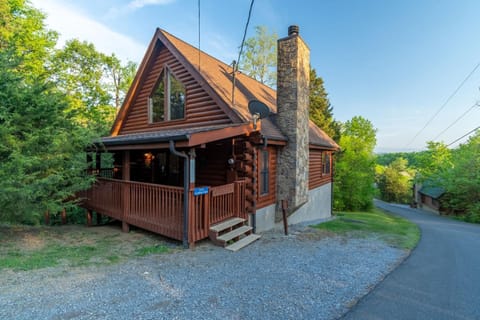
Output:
[0, 51, 94, 224]
[416, 141, 452, 183]
[376, 157, 413, 203]
[53, 39, 114, 135]
[309, 68, 341, 140]
[0, 0, 57, 80]
[241, 26, 340, 141]
[53, 40, 138, 135]
[334, 116, 377, 211]
[239, 25, 277, 87]
[439, 132, 480, 221]
[104, 55, 137, 109]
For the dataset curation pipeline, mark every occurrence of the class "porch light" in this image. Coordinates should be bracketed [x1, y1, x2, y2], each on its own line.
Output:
[144, 152, 155, 167]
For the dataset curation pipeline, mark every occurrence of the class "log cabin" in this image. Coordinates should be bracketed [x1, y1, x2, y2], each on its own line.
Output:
[79, 25, 339, 249]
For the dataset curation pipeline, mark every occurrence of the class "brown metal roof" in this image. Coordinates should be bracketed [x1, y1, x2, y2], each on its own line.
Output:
[160, 29, 339, 150]
[100, 123, 259, 149]
[110, 28, 338, 150]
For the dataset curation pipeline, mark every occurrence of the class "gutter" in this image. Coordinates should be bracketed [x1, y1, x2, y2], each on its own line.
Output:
[169, 140, 190, 249]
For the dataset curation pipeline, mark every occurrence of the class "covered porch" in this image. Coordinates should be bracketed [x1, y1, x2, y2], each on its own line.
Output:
[79, 177, 246, 244]
[79, 123, 260, 247]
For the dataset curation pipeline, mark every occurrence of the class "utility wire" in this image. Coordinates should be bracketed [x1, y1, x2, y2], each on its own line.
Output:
[447, 126, 480, 147]
[232, 0, 255, 104]
[405, 61, 480, 147]
[236, 0, 255, 72]
[433, 102, 479, 140]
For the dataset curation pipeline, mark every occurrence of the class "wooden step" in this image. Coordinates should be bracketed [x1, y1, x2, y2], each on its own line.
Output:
[217, 225, 252, 243]
[210, 217, 245, 233]
[225, 234, 261, 252]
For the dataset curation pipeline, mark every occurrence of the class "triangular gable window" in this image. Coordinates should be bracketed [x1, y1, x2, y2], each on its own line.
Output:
[149, 68, 185, 123]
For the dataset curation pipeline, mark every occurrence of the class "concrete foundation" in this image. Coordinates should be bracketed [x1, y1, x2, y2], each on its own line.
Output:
[255, 183, 332, 232]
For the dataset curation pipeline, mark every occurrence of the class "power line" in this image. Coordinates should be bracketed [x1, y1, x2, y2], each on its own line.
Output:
[232, 0, 255, 104]
[405, 61, 480, 147]
[433, 102, 479, 141]
[236, 0, 255, 72]
[447, 126, 480, 147]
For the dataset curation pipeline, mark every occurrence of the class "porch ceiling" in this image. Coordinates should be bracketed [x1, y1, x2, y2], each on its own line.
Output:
[97, 123, 260, 150]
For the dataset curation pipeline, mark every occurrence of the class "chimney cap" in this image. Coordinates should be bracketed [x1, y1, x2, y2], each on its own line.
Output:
[288, 25, 299, 36]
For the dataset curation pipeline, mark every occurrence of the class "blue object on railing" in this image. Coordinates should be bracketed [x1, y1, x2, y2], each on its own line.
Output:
[193, 187, 209, 196]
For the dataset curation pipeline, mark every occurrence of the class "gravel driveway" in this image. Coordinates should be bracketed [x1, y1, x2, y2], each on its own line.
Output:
[0, 225, 405, 320]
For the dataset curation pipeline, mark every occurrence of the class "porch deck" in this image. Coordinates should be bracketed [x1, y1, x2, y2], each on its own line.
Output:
[78, 178, 247, 244]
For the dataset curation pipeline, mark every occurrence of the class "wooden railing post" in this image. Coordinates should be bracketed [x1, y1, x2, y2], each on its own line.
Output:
[188, 190, 195, 246]
[205, 191, 210, 236]
[122, 182, 130, 232]
[234, 181, 239, 218]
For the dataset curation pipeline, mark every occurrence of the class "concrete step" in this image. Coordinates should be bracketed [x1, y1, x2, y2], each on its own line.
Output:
[225, 234, 261, 252]
[209, 217, 245, 233]
[217, 225, 252, 243]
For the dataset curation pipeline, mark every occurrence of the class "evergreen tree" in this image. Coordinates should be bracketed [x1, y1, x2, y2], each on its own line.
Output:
[240, 26, 340, 141]
[0, 51, 94, 224]
[309, 68, 341, 140]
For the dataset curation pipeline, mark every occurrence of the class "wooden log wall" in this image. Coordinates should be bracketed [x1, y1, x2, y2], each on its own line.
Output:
[309, 149, 332, 190]
[256, 146, 277, 209]
[119, 42, 231, 134]
[234, 139, 256, 214]
[195, 141, 230, 187]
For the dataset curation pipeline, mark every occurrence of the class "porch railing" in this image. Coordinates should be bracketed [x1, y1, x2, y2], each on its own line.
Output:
[79, 178, 246, 244]
[126, 181, 184, 241]
[210, 181, 246, 225]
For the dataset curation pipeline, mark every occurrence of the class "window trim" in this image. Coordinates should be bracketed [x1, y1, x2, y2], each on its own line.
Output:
[260, 149, 269, 195]
[322, 152, 331, 175]
[148, 66, 186, 124]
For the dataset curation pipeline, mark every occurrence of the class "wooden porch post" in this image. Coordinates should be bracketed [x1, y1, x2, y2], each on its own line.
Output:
[86, 153, 93, 174]
[122, 150, 130, 180]
[61, 208, 67, 225]
[188, 149, 196, 247]
[44, 211, 50, 225]
[122, 150, 130, 232]
[189, 149, 196, 189]
[86, 209, 92, 227]
[95, 152, 101, 172]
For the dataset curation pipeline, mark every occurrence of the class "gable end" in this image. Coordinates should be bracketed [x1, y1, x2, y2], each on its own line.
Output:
[118, 40, 234, 134]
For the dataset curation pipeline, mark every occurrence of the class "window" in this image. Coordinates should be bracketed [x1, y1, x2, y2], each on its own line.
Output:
[322, 152, 331, 175]
[149, 68, 185, 123]
[260, 150, 269, 195]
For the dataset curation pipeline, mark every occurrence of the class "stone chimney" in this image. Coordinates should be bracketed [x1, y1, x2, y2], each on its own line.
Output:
[276, 25, 310, 219]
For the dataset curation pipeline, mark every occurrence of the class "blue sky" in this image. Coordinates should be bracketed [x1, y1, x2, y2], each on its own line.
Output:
[31, 0, 480, 152]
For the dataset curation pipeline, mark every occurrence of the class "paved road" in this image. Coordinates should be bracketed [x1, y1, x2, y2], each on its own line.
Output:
[344, 200, 480, 320]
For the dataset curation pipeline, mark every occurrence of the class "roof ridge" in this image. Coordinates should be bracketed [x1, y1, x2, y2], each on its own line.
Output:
[158, 28, 276, 94]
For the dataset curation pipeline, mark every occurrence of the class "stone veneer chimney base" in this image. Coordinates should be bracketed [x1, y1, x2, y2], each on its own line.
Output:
[275, 25, 310, 221]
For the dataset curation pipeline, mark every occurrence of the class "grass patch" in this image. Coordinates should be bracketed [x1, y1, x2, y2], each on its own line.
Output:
[313, 208, 420, 250]
[0, 224, 174, 271]
[0, 245, 97, 270]
[135, 245, 169, 256]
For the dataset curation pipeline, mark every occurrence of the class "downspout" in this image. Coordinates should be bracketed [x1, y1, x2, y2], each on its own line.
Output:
[253, 135, 269, 233]
[169, 140, 190, 249]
